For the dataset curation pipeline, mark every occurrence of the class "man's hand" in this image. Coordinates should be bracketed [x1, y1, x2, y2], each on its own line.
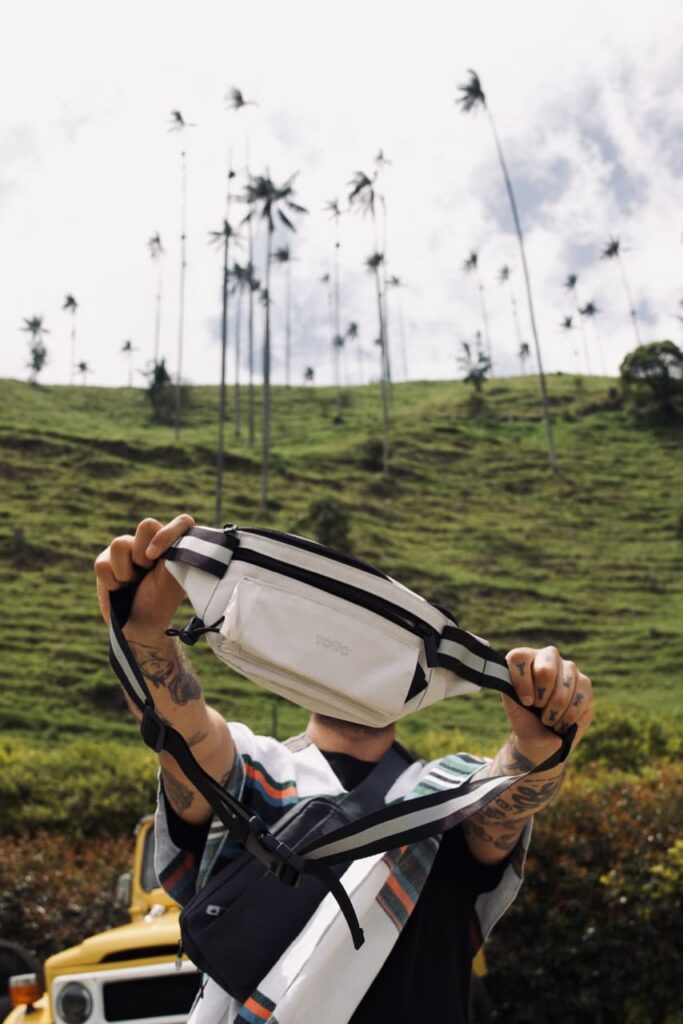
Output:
[503, 645, 594, 761]
[462, 646, 593, 866]
[94, 514, 195, 638]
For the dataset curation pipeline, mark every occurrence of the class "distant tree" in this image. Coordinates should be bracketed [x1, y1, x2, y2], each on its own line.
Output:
[76, 360, 91, 385]
[209, 218, 239, 525]
[458, 338, 491, 393]
[324, 197, 344, 390]
[320, 271, 338, 388]
[62, 295, 78, 384]
[518, 340, 531, 376]
[229, 261, 250, 436]
[243, 261, 260, 448]
[463, 251, 493, 373]
[560, 315, 580, 373]
[620, 340, 683, 419]
[364, 252, 390, 473]
[121, 339, 137, 387]
[304, 366, 315, 383]
[387, 275, 409, 381]
[579, 300, 606, 376]
[601, 238, 641, 347]
[273, 245, 294, 386]
[168, 109, 196, 440]
[244, 173, 307, 511]
[457, 70, 557, 473]
[345, 321, 362, 385]
[498, 264, 523, 360]
[564, 272, 590, 374]
[349, 170, 393, 388]
[147, 234, 164, 364]
[22, 316, 49, 384]
[143, 358, 177, 423]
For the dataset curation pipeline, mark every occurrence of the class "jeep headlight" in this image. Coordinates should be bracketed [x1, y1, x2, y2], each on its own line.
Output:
[56, 981, 93, 1024]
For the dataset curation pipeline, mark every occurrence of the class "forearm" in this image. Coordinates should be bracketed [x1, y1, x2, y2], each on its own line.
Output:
[123, 627, 234, 826]
[462, 736, 566, 865]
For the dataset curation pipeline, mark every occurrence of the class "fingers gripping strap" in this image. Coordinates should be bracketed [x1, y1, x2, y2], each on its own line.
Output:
[162, 526, 237, 578]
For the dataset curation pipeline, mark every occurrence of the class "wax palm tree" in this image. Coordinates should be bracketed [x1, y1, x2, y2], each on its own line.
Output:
[498, 265, 523, 357]
[168, 110, 196, 439]
[463, 251, 493, 373]
[147, 234, 164, 364]
[243, 260, 260, 448]
[387, 276, 409, 381]
[349, 170, 393, 387]
[62, 295, 78, 384]
[518, 340, 531, 376]
[76, 360, 91, 385]
[457, 70, 557, 473]
[304, 366, 315, 383]
[22, 316, 49, 383]
[229, 261, 250, 437]
[345, 320, 362, 385]
[579, 301, 606, 376]
[564, 272, 590, 375]
[121, 339, 137, 387]
[324, 197, 345, 393]
[560, 316, 580, 373]
[273, 245, 294, 386]
[601, 237, 641, 347]
[244, 173, 307, 511]
[209, 218, 239, 525]
[365, 252, 390, 472]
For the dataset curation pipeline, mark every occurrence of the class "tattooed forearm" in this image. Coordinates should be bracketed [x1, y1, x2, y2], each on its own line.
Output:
[161, 768, 195, 813]
[128, 640, 202, 706]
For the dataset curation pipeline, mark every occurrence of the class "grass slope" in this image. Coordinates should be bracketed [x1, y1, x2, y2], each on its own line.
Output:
[1, 374, 681, 761]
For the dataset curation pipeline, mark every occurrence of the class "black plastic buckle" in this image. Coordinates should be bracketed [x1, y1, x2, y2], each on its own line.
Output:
[247, 817, 304, 887]
[140, 706, 167, 753]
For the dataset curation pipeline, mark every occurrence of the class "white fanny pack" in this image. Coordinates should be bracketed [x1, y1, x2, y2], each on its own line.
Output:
[160, 524, 514, 727]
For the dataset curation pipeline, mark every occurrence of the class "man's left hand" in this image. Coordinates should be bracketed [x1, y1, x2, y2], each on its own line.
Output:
[503, 646, 594, 761]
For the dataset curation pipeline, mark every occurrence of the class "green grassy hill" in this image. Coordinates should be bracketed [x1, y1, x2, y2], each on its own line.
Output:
[1, 373, 682, 769]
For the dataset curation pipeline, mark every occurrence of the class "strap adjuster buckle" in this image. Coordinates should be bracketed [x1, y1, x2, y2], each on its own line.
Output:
[247, 816, 304, 887]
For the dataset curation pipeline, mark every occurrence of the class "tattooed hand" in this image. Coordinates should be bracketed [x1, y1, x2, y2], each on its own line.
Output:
[503, 645, 594, 762]
[94, 513, 195, 638]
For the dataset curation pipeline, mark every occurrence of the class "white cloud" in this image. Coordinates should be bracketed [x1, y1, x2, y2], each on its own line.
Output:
[2, 0, 683, 390]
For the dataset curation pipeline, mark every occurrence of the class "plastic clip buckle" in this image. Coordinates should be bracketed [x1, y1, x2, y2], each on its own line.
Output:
[248, 818, 303, 888]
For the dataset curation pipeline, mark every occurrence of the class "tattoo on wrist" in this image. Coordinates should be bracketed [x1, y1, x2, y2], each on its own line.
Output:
[129, 641, 202, 706]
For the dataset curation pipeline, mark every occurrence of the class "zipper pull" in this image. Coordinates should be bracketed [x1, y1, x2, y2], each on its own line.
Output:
[175, 938, 184, 971]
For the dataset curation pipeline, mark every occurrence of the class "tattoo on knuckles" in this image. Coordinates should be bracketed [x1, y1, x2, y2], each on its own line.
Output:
[572, 692, 585, 708]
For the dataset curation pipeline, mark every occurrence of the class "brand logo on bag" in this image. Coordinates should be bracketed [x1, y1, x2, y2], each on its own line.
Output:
[315, 634, 349, 656]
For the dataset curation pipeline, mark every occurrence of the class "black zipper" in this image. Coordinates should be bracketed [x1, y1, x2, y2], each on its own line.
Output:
[225, 525, 390, 581]
[231, 546, 440, 667]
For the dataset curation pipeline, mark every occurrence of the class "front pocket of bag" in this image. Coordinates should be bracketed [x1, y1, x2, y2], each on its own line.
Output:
[218, 576, 423, 720]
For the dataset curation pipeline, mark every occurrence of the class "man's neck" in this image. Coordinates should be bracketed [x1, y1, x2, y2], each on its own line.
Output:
[306, 717, 396, 762]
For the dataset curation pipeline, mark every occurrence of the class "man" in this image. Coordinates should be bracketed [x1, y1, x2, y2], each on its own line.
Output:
[95, 513, 594, 1023]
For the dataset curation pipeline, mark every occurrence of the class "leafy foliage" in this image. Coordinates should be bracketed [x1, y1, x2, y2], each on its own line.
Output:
[294, 497, 352, 554]
[620, 340, 683, 419]
[0, 831, 131, 962]
[486, 762, 683, 1024]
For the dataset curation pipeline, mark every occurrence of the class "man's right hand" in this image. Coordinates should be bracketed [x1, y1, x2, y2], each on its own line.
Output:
[94, 514, 195, 638]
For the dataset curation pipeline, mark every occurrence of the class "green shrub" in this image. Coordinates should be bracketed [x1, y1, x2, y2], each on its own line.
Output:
[486, 761, 683, 1023]
[572, 709, 679, 771]
[0, 740, 157, 837]
[294, 497, 352, 553]
[0, 831, 131, 962]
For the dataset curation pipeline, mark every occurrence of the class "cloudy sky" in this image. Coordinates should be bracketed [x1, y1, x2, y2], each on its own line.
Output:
[2, 0, 682, 389]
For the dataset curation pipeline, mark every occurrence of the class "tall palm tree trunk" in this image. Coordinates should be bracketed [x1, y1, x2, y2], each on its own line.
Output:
[285, 259, 292, 387]
[486, 112, 557, 473]
[373, 268, 390, 473]
[174, 148, 188, 441]
[70, 321, 76, 385]
[154, 260, 163, 364]
[234, 283, 242, 436]
[617, 254, 642, 347]
[214, 228, 230, 526]
[248, 223, 256, 448]
[261, 229, 273, 512]
[476, 271, 493, 374]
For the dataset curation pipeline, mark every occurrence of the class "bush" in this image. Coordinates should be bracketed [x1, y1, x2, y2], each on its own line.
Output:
[293, 497, 352, 553]
[486, 761, 683, 1024]
[572, 710, 679, 772]
[358, 437, 384, 472]
[0, 831, 131, 962]
[0, 740, 157, 837]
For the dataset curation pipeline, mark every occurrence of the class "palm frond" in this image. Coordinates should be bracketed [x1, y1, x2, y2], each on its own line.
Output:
[561, 316, 573, 330]
[601, 238, 621, 260]
[456, 69, 486, 113]
[564, 273, 578, 290]
[278, 208, 295, 231]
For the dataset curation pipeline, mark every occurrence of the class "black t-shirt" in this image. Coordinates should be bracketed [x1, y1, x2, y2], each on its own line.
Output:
[323, 751, 505, 1024]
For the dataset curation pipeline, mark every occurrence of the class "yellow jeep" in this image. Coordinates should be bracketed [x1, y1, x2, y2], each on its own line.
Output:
[5, 817, 199, 1024]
